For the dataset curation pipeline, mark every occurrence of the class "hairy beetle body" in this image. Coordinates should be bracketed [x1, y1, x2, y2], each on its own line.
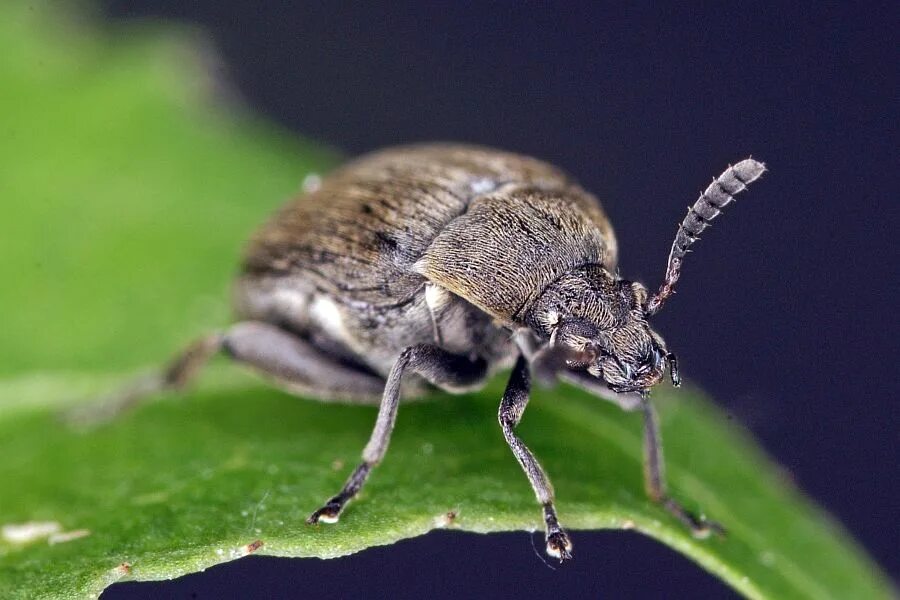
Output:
[82, 143, 765, 561]
[236, 144, 617, 389]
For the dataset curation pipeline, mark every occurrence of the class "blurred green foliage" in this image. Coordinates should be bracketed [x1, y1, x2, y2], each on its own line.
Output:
[0, 1, 333, 375]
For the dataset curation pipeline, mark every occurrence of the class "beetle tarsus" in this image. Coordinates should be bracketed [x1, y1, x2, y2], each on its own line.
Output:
[62, 332, 224, 428]
[542, 501, 573, 561]
[307, 461, 372, 525]
[663, 498, 726, 539]
[306, 501, 344, 525]
[306, 346, 487, 530]
[546, 529, 573, 562]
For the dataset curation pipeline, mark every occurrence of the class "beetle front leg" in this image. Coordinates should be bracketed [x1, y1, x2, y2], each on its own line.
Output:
[499, 355, 572, 561]
[640, 395, 724, 538]
[307, 345, 487, 525]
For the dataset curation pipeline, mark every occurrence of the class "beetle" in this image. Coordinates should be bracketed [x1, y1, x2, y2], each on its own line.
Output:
[79, 143, 765, 561]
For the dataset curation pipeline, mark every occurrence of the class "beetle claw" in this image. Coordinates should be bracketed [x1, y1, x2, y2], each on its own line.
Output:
[545, 530, 573, 562]
[306, 503, 342, 525]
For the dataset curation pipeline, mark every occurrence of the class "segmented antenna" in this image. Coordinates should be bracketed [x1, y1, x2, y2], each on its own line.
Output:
[646, 158, 766, 315]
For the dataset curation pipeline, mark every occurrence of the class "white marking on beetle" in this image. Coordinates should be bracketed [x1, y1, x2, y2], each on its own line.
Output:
[410, 257, 429, 277]
[272, 287, 310, 321]
[545, 310, 560, 327]
[310, 295, 351, 342]
[620, 519, 635, 530]
[470, 177, 495, 195]
[424, 283, 451, 311]
[2, 521, 61, 544]
[48, 529, 91, 545]
[113, 562, 132, 577]
[302, 173, 322, 193]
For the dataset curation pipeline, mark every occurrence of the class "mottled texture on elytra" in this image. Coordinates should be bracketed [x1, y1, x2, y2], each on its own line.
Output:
[242, 143, 603, 309]
[237, 143, 617, 376]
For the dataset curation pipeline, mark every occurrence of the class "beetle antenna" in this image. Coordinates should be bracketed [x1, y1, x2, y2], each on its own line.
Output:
[645, 158, 766, 315]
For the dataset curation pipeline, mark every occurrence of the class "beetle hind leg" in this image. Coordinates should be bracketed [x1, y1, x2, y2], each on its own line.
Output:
[65, 321, 386, 427]
[64, 332, 224, 427]
[220, 321, 385, 403]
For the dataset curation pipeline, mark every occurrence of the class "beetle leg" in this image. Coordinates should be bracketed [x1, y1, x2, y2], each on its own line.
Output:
[640, 395, 725, 538]
[499, 355, 572, 562]
[65, 321, 387, 427]
[64, 332, 224, 426]
[307, 345, 486, 525]
[220, 321, 385, 402]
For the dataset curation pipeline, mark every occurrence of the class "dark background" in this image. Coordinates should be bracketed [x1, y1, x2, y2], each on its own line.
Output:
[100, 2, 897, 598]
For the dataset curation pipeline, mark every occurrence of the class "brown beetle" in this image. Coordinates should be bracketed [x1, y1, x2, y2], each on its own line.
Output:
[80, 144, 765, 561]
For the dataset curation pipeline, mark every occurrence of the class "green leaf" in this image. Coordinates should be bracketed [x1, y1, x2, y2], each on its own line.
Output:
[0, 373, 893, 600]
[0, 3, 893, 599]
[0, 0, 335, 376]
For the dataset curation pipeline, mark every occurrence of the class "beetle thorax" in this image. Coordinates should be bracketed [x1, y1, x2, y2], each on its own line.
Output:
[524, 265, 634, 336]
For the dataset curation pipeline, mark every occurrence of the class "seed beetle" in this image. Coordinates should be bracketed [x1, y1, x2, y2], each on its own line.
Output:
[78, 144, 765, 560]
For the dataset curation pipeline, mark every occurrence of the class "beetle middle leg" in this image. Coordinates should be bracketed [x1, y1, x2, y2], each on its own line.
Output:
[500, 355, 572, 561]
[640, 395, 724, 538]
[307, 344, 487, 525]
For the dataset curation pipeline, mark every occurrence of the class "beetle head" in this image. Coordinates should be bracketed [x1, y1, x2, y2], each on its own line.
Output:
[526, 265, 679, 393]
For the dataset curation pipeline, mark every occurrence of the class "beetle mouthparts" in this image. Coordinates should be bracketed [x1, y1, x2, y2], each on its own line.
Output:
[667, 352, 681, 387]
